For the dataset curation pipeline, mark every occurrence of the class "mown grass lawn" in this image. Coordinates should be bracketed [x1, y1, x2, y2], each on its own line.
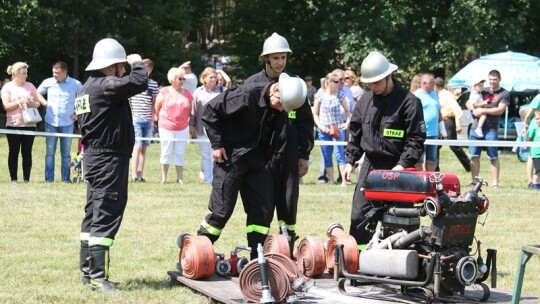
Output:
[0, 135, 538, 303]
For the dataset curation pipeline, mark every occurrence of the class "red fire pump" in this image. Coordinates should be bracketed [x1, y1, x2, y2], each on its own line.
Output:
[334, 170, 496, 302]
[215, 246, 251, 276]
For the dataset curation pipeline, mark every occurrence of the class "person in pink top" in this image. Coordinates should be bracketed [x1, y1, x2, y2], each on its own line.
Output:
[1, 62, 41, 183]
[155, 67, 193, 184]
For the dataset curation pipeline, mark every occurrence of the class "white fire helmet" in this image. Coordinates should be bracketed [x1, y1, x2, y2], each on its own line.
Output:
[85, 38, 127, 71]
[259, 33, 293, 60]
[278, 73, 306, 112]
[360, 51, 398, 83]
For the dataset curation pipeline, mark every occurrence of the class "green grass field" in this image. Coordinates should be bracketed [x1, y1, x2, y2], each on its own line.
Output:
[0, 135, 538, 303]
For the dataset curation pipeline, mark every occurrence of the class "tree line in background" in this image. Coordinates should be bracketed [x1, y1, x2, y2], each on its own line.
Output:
[1, 0, 539, 86]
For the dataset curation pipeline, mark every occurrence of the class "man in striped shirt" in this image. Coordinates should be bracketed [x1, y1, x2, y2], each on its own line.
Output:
[129, 59, 159, 182]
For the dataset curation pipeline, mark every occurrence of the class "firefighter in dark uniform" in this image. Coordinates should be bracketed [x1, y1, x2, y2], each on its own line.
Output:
[197, 73, 306, 259]
[76, 38, 148, 292]
[343, 51, 426, 250]
[244, 33, 315, 256]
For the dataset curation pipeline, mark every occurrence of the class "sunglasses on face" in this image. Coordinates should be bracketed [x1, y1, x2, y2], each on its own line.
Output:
[344, 77, 351, 80]
[331, 80, 340, 84]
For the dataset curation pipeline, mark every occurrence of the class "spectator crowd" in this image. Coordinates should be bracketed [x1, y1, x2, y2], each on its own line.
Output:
[1, 48, 539, 191]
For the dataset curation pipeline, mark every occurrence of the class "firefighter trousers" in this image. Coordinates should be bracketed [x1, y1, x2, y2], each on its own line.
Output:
[80, 152, 129, 247]
[270, 143, 300, 233]
[198, 147, 274, 255]
[349, 160, 383, 247]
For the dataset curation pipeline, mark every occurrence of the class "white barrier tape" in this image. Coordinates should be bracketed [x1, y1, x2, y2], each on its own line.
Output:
[0, 129, 79, 138]
[0, 128, 208, 143]
[1, 128, 539, 147]
[425, 139, 540, 148]
[314, 139, 540, 148]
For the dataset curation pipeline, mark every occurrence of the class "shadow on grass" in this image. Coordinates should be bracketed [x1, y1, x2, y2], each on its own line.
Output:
[121, 277, 176, 291]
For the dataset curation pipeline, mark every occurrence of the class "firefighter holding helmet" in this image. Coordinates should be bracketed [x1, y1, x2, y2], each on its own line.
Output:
[197, 70, 307, 260]
[77, 38, 148, 292]
[244, 33, 315, 257]
[343, 51, 426, 249]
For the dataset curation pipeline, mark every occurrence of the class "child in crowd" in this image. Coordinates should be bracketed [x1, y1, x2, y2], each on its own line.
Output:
[526, 109, 540, 190]
[469, 78, 488, 137]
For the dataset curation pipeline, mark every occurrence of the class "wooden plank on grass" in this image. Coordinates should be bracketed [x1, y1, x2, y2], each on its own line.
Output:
[167, 271, 538, 304]
[168, 271, 245, 304]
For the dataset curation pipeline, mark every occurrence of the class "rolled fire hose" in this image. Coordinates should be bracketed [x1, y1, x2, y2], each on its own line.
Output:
[239, 258, 292, 303]
[263, 234, 291, 257]
[179, 235, 216, 280]
[325, 227, 359, 275]
[296, 236, 326, 278]
[264, 252, 315, 292]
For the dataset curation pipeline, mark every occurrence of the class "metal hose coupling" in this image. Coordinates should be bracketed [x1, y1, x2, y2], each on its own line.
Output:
[257, 244, 275, 303]
[326, 223, 345, 238]
[265, 252, 315, 293]
[239, 246, 291, 303]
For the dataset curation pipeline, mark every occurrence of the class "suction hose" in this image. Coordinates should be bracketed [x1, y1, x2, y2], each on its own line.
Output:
[393, 226, 432, 249]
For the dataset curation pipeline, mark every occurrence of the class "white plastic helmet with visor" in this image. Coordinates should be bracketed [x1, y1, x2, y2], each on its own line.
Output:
[259, 33, 293, 60]
[360, 51, 398, 83]
[278, 73, 306, 112]
[86, 38, 128, 71]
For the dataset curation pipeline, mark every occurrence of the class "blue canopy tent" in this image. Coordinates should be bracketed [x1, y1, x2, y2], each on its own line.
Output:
[448, 51, 540, 139]
[448, 51, 540, 90]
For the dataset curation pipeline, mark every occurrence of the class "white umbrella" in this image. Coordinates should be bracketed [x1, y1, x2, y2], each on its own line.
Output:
[448, 51, 540, 91]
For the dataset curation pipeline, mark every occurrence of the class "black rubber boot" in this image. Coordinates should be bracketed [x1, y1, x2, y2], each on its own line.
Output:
[288, 231, 297, 259]
[88, 245, 118, 292]
[247, 233, 267, 260]
[80, 241, 91, 285]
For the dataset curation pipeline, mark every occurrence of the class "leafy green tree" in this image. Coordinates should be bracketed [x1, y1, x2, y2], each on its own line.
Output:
[2, 0, 540, 89]
[1, 0, 197, 84]
[0, 0, 41, 81]
[222, 0, 339, 81]
[336, 0, 535, 83]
